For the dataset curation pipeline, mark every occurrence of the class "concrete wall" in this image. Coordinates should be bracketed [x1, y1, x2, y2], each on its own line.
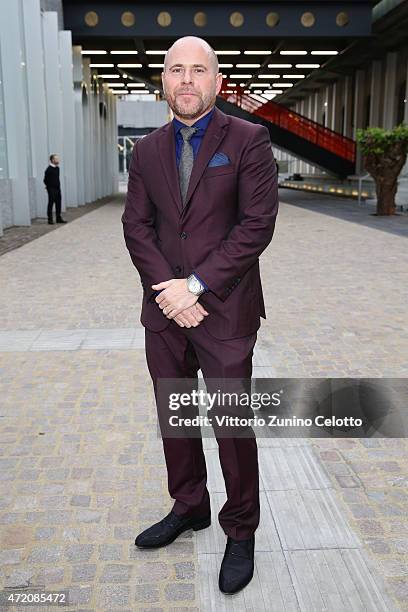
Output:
[117, 100, 169, 129]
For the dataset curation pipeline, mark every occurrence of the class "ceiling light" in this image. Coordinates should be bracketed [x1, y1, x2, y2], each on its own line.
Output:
[244, 90, 250, 94]
[258, 74, 280, 79]
[146, 50, 167, 55]
[274, 83, 293, 87]
[127, 83, 148, 87]
[249, 83, 269, 88]
[219, 64, 233, 68]
[283, 74, 305, 78]
[227, 83, 237, 87]
[148, 64, 164, 68]
[254, 90, 263, 94]
[236, 64, 260, 68]
[215, 51, 241, 55]
[311, 50, 338, 55]
[81, 50, 107, 54]
[117, 64, 142, 68]
[90, 64, 114, 68]
[244, 51, 271, 55]
[112, 90, 129, 94]
[99, 74, 120, 78]
[296, 63, 320, 68]
[268, 64, 292, 68]
[280, 51, 308, 55]
[107, 83, 126, 87]
[110, 51, 138, 55]
[270, 90, 283, 94]
[230, 74, 253, 78]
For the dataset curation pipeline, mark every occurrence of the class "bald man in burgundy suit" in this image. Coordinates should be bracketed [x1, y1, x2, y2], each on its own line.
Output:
[122, 36, 278, 595]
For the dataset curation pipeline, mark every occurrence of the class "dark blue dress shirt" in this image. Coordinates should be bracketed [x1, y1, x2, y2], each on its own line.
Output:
[173, 107, 215, 167]
[172, 108, 216, 292]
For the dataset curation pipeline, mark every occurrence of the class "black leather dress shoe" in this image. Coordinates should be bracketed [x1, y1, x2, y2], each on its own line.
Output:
[219, 535, 255, 594]
[48, 220, 54, 225]
[135, 510, 211, 548]
[56, 218, 67, 223]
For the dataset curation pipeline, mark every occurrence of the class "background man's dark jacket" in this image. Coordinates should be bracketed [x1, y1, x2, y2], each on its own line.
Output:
[44, 165, 60, 190]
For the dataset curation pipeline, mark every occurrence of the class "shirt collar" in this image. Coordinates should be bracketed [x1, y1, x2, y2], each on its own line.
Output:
[173, 106, 215, 136]
[50, 163, 57, 167]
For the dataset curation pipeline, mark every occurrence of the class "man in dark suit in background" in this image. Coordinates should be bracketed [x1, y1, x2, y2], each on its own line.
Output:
[43, 154, 66, 224]
[122, 36, 279, 594]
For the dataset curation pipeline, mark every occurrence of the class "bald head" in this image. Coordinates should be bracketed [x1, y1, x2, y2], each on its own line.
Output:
[161, 36, 222, 125]
[164, 36, 218, 74]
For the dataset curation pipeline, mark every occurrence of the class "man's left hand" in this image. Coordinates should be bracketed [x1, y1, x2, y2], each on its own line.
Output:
[152, 279, 198, 318]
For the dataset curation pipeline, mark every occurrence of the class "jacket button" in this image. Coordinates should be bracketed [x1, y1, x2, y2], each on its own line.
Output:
[180, 232, 187, 239]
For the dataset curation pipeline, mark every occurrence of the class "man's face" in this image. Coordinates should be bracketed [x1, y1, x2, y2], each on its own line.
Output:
[52, 156, 60, 165]
[162, 41, 222, 122]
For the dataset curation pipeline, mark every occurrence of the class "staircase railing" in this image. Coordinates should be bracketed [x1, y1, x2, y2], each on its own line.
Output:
[219, 86, 356, 163]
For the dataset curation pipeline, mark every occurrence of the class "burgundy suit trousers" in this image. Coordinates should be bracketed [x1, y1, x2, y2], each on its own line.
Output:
[145, 321, 260, 541]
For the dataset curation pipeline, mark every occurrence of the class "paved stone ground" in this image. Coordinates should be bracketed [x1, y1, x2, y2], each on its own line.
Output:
[0, 191, 407, 611]
[0, 196, 118, 257]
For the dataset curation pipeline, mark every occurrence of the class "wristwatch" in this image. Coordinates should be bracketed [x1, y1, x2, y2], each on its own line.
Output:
[187, 274, 205, 297]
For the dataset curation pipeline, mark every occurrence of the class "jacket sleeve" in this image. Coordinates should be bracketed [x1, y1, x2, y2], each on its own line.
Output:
[194, 125, 279, 302]
[121, 139, 174, 297]
[43, 167, 49, 187]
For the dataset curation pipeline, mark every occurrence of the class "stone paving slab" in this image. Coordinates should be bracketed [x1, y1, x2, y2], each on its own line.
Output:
[266, 489, 361, 550]
[258, 446, 332, 491]
[0, 327, 146, 352]
[285, 548, 397, 611]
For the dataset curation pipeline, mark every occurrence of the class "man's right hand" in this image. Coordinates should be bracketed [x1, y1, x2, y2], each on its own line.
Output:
[173, 303, 209, 328]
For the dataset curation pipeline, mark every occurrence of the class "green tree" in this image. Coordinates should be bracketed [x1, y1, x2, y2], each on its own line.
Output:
[356, 125, 408, 216]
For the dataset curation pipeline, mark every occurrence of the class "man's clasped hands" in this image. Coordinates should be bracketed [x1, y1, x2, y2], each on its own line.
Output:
[152, 278, 208, 328]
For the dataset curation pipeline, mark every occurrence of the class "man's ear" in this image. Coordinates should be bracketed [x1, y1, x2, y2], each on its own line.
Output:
[215, 72, 223, 95]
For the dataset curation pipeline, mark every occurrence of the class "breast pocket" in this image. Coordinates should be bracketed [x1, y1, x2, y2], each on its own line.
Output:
[202, 164, 235, 178]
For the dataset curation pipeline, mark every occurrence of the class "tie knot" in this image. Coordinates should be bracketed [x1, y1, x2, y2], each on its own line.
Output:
[180, 126, 197, 143]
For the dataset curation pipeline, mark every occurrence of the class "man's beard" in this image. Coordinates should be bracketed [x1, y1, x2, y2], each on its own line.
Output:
[167, 91, 214, 120]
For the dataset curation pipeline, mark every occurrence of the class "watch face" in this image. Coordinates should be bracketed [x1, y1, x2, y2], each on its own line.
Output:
[189, 277, 201, 294]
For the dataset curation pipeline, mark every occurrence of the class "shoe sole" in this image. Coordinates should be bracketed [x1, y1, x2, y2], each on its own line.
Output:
[135, 516, 211, 549]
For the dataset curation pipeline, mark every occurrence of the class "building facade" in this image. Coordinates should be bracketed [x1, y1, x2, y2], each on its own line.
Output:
[0, 0, 118, 236]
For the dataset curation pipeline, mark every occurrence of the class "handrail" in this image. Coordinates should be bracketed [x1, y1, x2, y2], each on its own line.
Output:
[219, 85, 356, 163]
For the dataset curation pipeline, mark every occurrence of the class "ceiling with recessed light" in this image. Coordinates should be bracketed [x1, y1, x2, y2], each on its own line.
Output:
[62, 0, 379, 104]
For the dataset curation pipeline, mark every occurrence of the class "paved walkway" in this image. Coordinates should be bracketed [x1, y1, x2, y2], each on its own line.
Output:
[0, 192, 407, 611]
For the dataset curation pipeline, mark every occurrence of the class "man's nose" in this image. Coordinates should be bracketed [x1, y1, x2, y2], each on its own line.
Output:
[181, 70, 193, 83]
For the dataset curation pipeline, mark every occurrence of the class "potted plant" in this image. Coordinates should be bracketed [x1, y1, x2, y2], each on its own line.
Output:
[356, 124, 408, 216]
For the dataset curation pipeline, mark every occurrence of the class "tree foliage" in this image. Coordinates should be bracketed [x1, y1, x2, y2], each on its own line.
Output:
[356, 125, 408, 215]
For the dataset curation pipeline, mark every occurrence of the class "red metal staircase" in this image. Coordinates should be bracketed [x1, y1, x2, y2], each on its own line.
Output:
[217, 85, 356, 178]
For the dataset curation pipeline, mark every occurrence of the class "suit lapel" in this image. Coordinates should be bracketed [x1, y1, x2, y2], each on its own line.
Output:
[157, 122, 183, 213]
[157, 107, 230, 216]
[182, 107, 229, 214]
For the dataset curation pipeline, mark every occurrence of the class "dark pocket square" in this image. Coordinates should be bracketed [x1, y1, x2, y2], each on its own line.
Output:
[208, 152, 230, 167]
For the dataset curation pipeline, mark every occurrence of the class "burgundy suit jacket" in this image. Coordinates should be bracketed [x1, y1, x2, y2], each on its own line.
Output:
[122, 106, 279, 339]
